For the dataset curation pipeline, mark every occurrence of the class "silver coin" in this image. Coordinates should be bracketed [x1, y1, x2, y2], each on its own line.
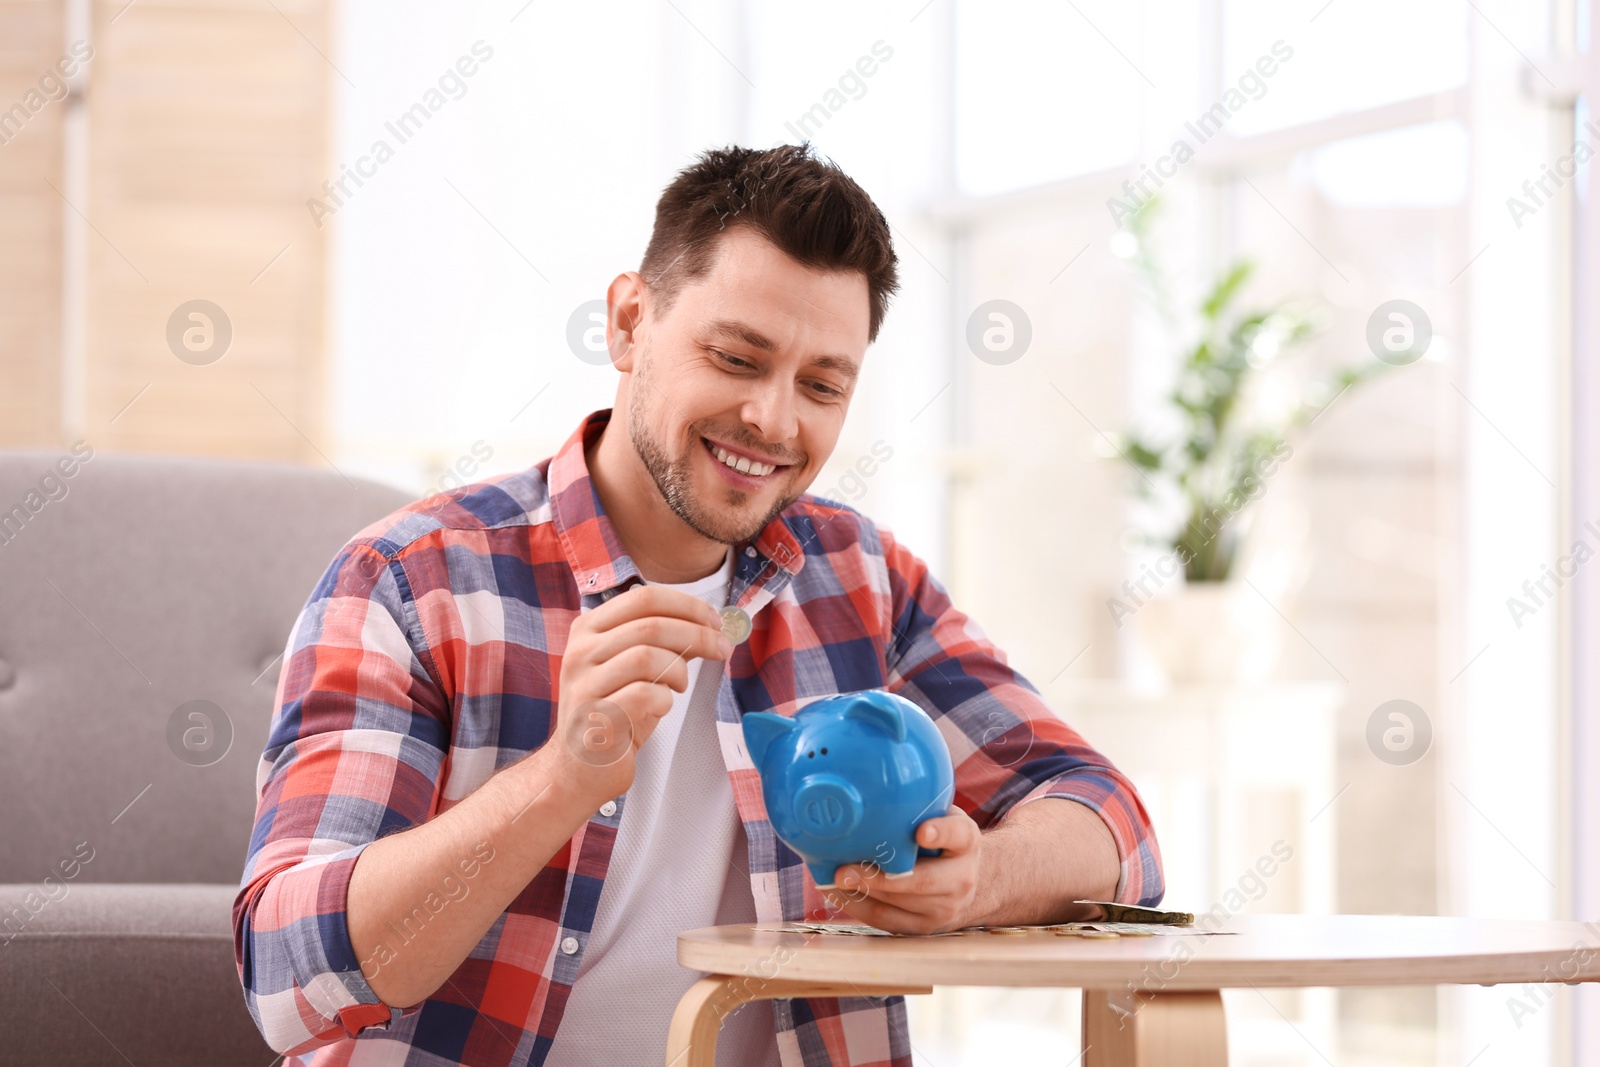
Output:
[719, 605, 752, 644]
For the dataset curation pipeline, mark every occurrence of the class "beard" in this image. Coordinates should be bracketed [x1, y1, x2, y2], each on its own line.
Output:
[627, 367, 801, 546]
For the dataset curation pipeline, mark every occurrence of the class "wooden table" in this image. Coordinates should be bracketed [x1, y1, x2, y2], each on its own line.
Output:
[667, 913, 1600, 1065]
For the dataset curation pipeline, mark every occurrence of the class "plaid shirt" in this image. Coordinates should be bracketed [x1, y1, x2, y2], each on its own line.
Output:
[234, 409, 1163, 1066]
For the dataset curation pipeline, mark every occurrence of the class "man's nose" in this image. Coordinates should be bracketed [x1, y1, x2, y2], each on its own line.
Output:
[741, 376, 799, 445]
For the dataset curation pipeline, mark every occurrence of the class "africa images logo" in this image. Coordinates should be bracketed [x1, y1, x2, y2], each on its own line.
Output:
[306, 41, 495, 228]
[1106, 40, 1294, 226]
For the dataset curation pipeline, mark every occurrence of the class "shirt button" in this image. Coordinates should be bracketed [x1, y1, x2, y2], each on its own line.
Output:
[561, 936, 580, 955]
[599, 800, 617, 817]
[744, 546, 758, 557]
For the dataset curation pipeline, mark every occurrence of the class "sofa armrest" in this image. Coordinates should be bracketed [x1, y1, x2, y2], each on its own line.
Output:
[0, 883, 273, 1066]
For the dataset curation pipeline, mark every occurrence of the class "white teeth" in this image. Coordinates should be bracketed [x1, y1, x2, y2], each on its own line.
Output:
[710, 442, 775, 477]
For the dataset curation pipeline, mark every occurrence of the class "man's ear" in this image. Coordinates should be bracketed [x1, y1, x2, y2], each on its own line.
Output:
[606, 272, 647, 372]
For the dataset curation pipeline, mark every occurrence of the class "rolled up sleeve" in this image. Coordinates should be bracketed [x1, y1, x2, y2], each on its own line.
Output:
[232, 542, 452, 1054]
[876, 525, 1165, 908]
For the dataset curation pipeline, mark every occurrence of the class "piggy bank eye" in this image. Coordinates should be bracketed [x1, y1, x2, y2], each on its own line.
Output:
[807, 750, 815, 758]
[821, 747, 828, 755]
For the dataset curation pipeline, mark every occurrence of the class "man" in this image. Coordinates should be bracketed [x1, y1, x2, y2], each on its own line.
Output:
[234, 143, 1163, 1066]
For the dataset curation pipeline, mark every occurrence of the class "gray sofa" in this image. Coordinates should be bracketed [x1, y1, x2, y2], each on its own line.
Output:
[0, 452, 413, 1065]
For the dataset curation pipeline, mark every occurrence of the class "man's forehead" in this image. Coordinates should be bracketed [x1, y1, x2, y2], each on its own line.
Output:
[682, 228, 871, 342]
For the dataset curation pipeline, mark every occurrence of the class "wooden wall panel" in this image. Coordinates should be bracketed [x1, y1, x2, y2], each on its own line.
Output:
[0, 0, 66, 448]
[85, 0, 331, 460]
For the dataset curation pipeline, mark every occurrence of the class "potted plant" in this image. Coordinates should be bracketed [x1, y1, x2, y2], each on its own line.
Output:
[1109, 197, 1390, 682]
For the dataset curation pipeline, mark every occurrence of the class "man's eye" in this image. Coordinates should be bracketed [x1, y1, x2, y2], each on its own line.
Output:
[807, 381, 844, 399]
[713, 349, 753, 370]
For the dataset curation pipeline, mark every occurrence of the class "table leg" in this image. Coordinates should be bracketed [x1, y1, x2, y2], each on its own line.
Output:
[1082, 988, 1227, 1067]
[665, 976, 933, 1067]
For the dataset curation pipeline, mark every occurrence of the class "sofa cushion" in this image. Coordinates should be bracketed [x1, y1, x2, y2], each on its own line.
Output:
[0, 883, 273, 1065]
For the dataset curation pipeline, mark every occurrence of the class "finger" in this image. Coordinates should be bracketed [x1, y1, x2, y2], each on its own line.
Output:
[586, 614, 732, 665]
[834, 862, 894, 894]
[609, 678, 676, 719]
[583, 584, 725, 633]
[586, 644, 694, 696]
[825, 889, 945, 934]
[828, 865, 876, 900]
[558, 686, 670, 765]
[607, 680, 676, 746]
[837, 859, 957, 904]
[916, 811, 980, 853]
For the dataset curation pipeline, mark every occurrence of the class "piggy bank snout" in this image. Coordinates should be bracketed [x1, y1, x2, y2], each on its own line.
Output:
[792, 774, 863, 840]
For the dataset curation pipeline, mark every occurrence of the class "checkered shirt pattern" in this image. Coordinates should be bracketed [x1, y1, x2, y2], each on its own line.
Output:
[234, 409, 1164, 1066]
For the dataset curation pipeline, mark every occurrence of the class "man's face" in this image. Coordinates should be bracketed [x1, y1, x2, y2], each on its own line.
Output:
[621, 226, 871, 545]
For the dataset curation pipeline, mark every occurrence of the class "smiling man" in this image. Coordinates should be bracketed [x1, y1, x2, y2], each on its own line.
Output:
[234, 144, 1163, 1067]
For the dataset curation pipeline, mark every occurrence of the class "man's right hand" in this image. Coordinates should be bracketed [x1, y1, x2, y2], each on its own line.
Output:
[546, 584, 734, 806]
[346, 586, 734, 1011]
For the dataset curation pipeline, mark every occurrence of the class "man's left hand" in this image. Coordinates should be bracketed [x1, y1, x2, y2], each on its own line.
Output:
[821, 806, 985, 935]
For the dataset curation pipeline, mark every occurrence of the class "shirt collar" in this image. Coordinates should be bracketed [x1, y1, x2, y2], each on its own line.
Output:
[547, 408, 806, 596]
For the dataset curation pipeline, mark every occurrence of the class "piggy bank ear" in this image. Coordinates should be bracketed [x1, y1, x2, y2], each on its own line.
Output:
[742, 712, 797, 767]
[846, 695, 907, 743]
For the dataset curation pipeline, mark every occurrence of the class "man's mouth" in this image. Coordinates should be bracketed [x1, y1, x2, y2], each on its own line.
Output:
[702, 436, 789, 481]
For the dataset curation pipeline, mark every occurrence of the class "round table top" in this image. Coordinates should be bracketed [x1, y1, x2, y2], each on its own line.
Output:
[678, 914, 1600, 990]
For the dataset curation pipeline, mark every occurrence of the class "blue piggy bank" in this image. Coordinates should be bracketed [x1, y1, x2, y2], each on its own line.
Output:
[741, 689, 955, 889]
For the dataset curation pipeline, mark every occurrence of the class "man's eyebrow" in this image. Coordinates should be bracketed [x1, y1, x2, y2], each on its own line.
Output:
[705, 319, 775, 352]
[809, 354, 860, 383]
[704, 319, 861, 383]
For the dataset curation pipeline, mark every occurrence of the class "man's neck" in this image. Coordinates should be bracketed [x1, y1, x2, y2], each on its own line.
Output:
[587, 417, 732, 585]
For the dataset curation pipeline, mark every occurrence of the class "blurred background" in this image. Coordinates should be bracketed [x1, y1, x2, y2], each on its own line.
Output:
[4, 0, 1600, 1062]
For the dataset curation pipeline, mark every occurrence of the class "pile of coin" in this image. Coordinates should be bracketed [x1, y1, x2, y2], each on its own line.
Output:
[978, 924, 1159, 939]
[1057, 929, 1126, 939]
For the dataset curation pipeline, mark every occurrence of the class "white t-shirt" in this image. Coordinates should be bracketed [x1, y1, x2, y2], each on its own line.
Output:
[547, 551, 782, 1067]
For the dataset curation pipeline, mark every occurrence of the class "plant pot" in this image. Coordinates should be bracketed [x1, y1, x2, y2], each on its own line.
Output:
[1128, 581, 1280, 684]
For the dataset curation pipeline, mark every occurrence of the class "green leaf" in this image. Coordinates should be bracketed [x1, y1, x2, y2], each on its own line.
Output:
[1201, 261, 1254, 320]
[1110, 206, 1405, 570]
[1123, 440, 1165, 470]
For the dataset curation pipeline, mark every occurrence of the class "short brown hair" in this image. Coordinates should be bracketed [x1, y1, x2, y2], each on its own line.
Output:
[639, 143, 900, 343]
